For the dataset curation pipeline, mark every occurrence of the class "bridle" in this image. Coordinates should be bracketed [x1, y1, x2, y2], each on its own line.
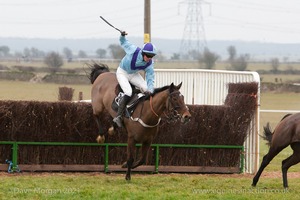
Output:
[163, 91, 187, 123]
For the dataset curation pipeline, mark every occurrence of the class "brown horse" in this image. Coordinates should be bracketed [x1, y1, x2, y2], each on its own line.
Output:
[89, 63, 191, 180]
[252, 113, 300, 188]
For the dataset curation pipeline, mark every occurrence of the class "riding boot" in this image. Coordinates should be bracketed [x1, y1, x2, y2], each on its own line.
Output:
[113, 95, 131, 127]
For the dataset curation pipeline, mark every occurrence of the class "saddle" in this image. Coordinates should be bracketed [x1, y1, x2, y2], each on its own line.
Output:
[111, 92, 146, 118]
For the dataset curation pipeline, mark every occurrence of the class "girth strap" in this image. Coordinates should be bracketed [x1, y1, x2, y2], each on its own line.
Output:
[130, 117, 161, 128]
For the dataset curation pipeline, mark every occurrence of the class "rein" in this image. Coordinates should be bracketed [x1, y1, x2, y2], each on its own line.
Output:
[130, 96, 161, 128]
[150, 96, 159, 117]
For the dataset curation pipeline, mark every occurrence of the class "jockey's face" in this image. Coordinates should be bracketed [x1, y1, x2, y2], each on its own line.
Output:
[143, 54, 152, 62]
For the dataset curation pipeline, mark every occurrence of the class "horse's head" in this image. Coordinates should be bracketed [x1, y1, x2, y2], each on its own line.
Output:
[166, 82, 191, 124]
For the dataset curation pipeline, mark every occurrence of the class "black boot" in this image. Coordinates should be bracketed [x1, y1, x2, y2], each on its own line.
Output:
[113, 95, 131, 127]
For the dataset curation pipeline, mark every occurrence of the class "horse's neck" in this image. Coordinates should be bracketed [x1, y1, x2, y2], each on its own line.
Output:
[150, 90, 168, 116]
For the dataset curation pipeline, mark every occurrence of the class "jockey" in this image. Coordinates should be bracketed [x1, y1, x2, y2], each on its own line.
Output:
[113, 31, 157, 127]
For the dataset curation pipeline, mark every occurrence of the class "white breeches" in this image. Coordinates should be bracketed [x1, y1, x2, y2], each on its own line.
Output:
[116, 67, 148, 97]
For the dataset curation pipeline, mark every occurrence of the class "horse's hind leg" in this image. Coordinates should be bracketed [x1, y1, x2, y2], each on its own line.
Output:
[281, 142, 300, 188]
[252, 147, 283, 187]
[94, 114, 105, 143]
[132, 142, 151, 169]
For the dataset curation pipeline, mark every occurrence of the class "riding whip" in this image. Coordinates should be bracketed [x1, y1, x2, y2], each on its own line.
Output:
[100, 16, 125, 34]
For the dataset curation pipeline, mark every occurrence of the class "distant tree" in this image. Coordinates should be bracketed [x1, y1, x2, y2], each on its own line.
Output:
[227, 45, 237, 62]
[226, 45, 249, 71]
[231, 54, 249, 71]
[107, 44, 124, 59]
[199, 48, 219, 69]
[30, 47, 45, 58]
[283, 56, 289, 64]
[44, 51, 64, 71]
[78, 50, 87, 58]
[270, 58, 280, 73]
[95, 48, 106, 58]
[63, 47, 73, 62]
[23, 48, 31, 60]
[170, 53, 180, 60]
[0, 45, 10, 57]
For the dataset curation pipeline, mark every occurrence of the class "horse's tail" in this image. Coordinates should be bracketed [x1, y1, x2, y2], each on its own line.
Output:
[262, 114, 292, 146]
[261, 122, 273, 146]
[88, 62, 110, 84]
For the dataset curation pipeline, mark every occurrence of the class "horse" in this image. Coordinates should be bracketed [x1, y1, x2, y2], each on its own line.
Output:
[252, 113, 300, 188]
[89, 63, 191, 180]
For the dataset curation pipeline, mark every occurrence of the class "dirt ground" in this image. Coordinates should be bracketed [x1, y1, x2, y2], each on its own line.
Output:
[1, 171, 300, 179]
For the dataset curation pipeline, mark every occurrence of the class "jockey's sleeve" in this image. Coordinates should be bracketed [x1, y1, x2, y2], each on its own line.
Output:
[145, 64, 155, 93]
[119, 36, 136, 54]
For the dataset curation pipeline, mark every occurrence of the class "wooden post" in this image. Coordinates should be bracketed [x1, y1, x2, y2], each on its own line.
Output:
[78, 92, 83, 101]
[144, 0, 151, 43]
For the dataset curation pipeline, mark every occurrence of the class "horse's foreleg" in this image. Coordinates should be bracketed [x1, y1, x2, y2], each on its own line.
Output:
[125, 139, 136, 181]
[94, 115, 105, 143]
[132, 142, 151, 169]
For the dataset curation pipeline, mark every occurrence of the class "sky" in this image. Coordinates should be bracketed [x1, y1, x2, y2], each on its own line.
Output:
[1, 0, 300, 43]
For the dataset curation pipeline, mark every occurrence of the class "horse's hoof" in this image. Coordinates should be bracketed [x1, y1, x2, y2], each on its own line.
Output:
[96, 135, 105, 143]
[108, 126, 115, 135]
[125, 175, 131, 181]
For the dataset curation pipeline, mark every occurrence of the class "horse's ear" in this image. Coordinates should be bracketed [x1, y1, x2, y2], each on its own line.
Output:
[169, 82, 175, 92]
[173, 82, 182, 90]
[177, 82, 182, 90]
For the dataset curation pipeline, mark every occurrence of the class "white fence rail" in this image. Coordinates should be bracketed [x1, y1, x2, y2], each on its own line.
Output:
[260, 110, 300, 113]
[155, 69, 260, 174]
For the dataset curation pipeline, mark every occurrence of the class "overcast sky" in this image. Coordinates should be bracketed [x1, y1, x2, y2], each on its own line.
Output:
[1, 0, 300, 43]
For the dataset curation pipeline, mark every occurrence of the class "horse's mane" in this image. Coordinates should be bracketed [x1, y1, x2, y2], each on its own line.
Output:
[88, 62, 110, 84]
[142, 85, 170, 100]
[153, 85, 170, 95]
[280, 113, 292, 121]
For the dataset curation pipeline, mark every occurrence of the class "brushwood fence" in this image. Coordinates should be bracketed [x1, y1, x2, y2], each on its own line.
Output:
[0, 69, 260, 174]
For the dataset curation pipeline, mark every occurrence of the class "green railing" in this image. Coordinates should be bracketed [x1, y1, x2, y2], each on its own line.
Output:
[0, 141, 244, 173]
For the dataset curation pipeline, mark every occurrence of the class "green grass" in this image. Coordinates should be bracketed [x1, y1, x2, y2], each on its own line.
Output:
[0, 80, 91, 102]
[260, 74, 300, 83]
[0, 173, 298, 200]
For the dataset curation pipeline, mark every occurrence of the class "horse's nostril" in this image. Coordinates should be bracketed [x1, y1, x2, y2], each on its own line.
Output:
[181, 114, 191, 123]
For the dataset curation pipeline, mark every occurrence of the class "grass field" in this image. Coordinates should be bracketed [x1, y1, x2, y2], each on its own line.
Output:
[0, 172, 299, 200]
[1, 65, 300, 199]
